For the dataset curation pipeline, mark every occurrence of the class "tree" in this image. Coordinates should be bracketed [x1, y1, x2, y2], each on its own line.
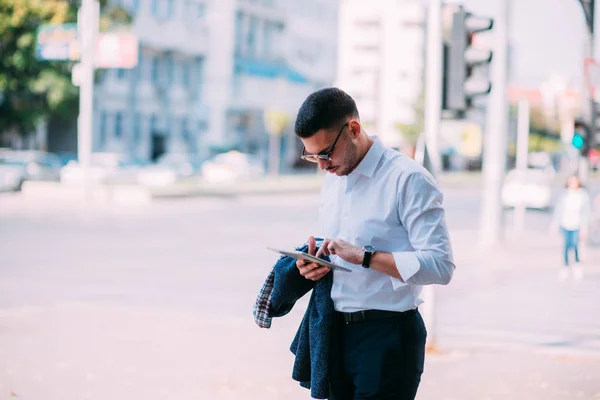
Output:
[527, 105, 561, 152]
[395, 82, 425, 148]
[0, 0, 131, 145]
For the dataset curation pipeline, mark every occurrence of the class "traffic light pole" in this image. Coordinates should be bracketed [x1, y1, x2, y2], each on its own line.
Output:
[424, 0, 443, 178]
[77, 0, 99, 203]
[578, 0, 595, 183]
[421, 0, 443, 351]
[479, 0, 509, 248]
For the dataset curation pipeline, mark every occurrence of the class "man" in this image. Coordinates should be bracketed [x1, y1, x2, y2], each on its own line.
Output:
[294, 87, 455, 399]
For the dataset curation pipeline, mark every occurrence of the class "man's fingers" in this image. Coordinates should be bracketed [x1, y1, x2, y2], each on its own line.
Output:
[327, 240, 337, 254]
[297, 261, 319, 275]
[308, 236, 316, 256]
[305, 266, 330, 280]
[316, 238, 331, 258]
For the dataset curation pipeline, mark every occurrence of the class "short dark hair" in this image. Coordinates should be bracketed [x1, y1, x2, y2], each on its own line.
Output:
[294, 87, 359, 138]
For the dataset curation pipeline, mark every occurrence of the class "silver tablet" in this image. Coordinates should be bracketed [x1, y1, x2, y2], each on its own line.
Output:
[267, 247, 353, 273]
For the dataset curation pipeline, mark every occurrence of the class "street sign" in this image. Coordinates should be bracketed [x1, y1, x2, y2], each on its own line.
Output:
[70, 33, 139, 68]
[35, 23, 78, 61]
[94, 33, 139, 68]
[36, 24, 138, 68]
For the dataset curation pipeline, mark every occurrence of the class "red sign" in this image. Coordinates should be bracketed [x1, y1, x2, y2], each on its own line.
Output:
[589, 148, 599, 165]
[70, 33, 138, 68]
[94, 33, 138, 69]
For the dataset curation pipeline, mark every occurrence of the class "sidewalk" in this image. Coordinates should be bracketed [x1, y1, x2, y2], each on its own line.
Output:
[418, 347, 600, 400]
[413, 230, 600, 399]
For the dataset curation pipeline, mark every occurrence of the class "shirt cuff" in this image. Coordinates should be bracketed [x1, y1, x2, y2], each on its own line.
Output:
[390, 251, 421, 290]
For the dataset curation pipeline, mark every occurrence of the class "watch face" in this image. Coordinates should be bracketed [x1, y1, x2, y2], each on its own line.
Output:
[364, 245, 375, 252]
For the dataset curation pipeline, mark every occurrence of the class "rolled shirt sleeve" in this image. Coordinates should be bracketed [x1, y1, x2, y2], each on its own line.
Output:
[392, 171, 455, 286]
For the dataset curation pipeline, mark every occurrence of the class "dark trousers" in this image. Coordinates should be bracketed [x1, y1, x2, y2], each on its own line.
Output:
[562, 228, 580, 266]
[329, 309, 427, 400]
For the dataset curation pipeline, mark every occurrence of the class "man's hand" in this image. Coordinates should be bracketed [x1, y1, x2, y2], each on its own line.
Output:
[317, 238, 363, 265]
[296, 236, 331, 281]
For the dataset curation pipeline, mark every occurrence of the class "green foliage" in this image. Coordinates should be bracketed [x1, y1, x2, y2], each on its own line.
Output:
[0, 0, 130, 139]
[508, 104, 562, 153]
[395, 81, 425, 147]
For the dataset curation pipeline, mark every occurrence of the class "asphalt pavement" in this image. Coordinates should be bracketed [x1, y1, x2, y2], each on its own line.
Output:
[0, 187, 599, 400]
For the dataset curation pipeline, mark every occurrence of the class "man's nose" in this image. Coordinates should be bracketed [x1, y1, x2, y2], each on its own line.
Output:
[317, 159, 329, 170]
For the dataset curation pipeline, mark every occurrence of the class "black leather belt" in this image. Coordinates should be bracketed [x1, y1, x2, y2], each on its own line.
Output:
[337, 308, 417, 324]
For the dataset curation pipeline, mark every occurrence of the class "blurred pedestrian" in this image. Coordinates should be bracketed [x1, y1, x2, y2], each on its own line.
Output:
[551, 175, 592, 280]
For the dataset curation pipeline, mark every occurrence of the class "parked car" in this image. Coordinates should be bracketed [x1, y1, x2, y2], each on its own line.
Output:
[201, 150, 265, 183]
[0, 159, 26, 191]
[60, 152, 146, 185]
[137, 153, 207, 187]
[501, 168, 553, 210]
[0, 150, 62, 191]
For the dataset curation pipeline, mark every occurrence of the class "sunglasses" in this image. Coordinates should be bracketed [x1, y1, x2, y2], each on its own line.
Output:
[300, 122, 349, 163]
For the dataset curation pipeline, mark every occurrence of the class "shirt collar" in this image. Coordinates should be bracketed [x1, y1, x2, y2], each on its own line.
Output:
[350, 136, 385, 178]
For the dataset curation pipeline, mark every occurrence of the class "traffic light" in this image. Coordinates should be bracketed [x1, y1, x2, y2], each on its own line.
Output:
[443, 7, 494, 113]
[573, 120, 591, 156]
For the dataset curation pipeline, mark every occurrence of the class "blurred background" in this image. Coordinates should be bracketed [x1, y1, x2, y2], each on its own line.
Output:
[1, 0, 600, 399]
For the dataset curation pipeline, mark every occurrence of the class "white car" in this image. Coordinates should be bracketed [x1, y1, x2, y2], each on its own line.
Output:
[0, 159, 25, 191]
[60, 153, 144, 185]
[0, 150, 62, 191]
[137, 153, 207, 187]
[201, 151, 265, 184]
[501, 168, 552, 210]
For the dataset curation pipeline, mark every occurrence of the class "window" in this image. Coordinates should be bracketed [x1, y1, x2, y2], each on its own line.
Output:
[133, 113, 143, 144]
[151, 56, 160, 83]
[181, 60, 190, 86]
[195, 57, 204, 85]
[152, 0, 173, 19]
[247, 17, 258, 58]
[150, 114, 158, 134]
[116, 68, 126, 80]
[353, 44, 379, 53]
[164, 54, 173, 85]
[136, 51, 147, 81]
[355, 20, 381, 28]
[124, 0, 140, 13]
[168, 0, 174, 18]
[115, 112, 123, 138]
[263, 22, 272, 59]
[197, 2, 205, 18]
[180, 117, 191, 143]
[234, 11, 244, 56]
[99, 111, 108, 148]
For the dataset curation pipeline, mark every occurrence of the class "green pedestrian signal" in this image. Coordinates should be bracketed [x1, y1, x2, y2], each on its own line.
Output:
[572, 132, 585, 149]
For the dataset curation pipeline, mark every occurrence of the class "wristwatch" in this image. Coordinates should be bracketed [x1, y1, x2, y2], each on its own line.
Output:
[362, 245, 375, 268]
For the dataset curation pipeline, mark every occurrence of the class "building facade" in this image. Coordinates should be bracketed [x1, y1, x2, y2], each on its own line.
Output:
[93, 0, 339, 162]
[336, 0, 425, 148]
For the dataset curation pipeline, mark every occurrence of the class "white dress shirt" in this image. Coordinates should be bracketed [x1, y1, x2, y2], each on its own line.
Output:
[318, 137, 455, 313]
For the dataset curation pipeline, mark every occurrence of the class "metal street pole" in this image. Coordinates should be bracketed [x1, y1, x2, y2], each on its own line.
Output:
[77, 0, 99, 203]
[423, 0, 443, 179]
[579, 0, 595, 184]
[421, 0, 443, 350]
[514, 98, 530, 232]
[479, 0, 509, 248]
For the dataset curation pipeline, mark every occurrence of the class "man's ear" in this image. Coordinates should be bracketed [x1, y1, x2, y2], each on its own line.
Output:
[348, 119, 361, 139]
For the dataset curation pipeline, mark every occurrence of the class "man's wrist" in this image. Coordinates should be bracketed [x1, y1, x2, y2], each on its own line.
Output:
[355, 247, 365, 265]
